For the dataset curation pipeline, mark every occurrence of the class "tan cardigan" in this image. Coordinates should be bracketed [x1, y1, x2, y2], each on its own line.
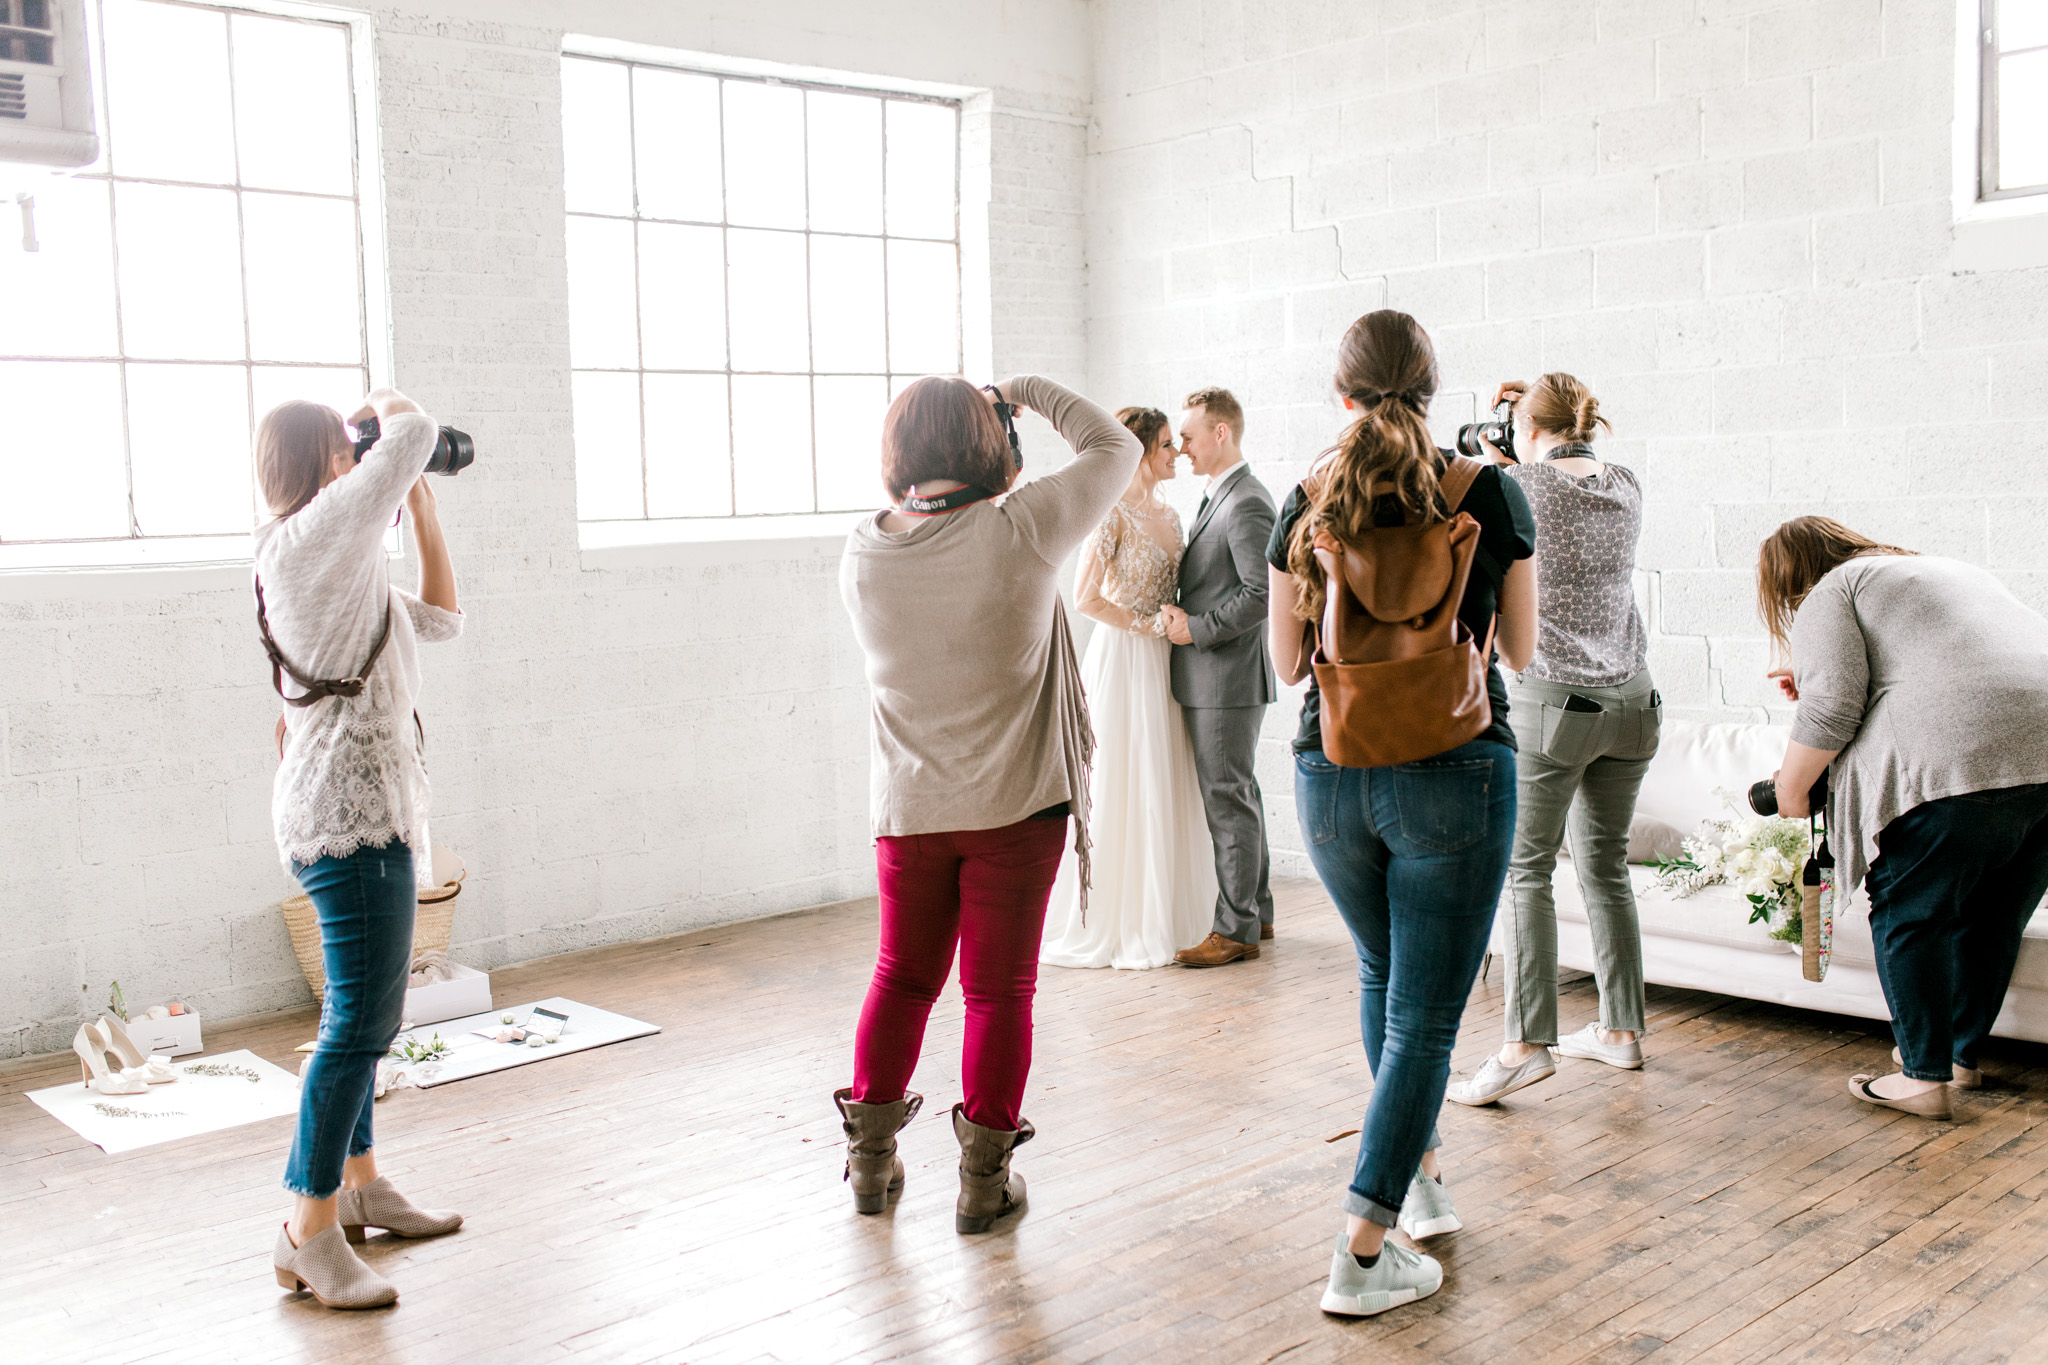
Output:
[840, 376, 1141, 838]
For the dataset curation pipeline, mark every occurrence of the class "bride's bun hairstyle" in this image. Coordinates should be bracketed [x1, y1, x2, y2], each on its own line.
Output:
[880, 376, 1016, 502]
[1116, 406, 1171, 451]
[1520, 372, 1611, 443]
[1284, 309, 1441, 620]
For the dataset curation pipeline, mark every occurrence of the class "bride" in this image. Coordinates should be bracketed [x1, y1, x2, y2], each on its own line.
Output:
[1041, 407, 1218, 969]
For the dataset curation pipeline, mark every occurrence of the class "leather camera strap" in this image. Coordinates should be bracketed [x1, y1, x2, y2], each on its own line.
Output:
[254, 575, 393, 708]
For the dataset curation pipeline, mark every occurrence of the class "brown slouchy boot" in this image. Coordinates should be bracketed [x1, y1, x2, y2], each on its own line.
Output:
[834, 1087, 923, 1214]
[952, 1103, 1034, 1234]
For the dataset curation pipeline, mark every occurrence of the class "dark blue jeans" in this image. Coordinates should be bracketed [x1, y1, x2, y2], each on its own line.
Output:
[1297, 738, 1515, 1227]
[284, 840, 416, 1199]
[1864, 783, 2048, 1082]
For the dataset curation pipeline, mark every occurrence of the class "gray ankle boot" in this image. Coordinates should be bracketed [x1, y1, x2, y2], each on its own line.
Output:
[951, 1103, 1033, 1234]
[834, 1087, 923, 1214]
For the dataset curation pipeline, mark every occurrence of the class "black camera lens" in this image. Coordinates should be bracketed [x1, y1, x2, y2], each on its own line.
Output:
[1747, 779, 1779, 816]
[352, 415, 475, 476]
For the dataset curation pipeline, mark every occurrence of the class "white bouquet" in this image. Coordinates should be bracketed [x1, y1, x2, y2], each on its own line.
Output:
[1652, 792, 1811, 943]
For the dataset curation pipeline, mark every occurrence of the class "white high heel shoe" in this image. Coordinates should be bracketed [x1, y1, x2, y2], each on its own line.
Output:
[74, 1023, 150, 1095]
[97, 1015, 179, 1084]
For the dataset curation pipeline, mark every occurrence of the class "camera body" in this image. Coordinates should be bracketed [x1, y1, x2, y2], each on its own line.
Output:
[1749, 771, 1827, 818]
[1455, 399, 1516, 463]
[352, 414, 476, 476]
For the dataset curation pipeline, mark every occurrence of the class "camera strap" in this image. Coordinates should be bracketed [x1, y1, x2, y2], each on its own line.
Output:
[897, 484, 999, 516]
[254, 575, 393, 708]
[985, 385, 1023, 475]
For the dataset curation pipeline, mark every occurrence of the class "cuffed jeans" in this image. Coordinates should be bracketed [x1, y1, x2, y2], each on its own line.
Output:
[1501, 670, 1660, 1044]
[1296, 738, 1515, 1227]
[284, 840, 415, 1199]
[1864, 783, 2048, 1082]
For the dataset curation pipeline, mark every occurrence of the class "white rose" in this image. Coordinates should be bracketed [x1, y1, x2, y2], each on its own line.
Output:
[1731, 849, 1755, 873]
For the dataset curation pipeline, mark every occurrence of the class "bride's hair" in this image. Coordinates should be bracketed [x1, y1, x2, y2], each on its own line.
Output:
[1116, 406, 1170, 452]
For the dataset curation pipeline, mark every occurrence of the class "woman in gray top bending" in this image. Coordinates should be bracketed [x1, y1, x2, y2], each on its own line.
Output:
[1762, 517, 2048, 1120]
[1450, 372, 1661, 1107]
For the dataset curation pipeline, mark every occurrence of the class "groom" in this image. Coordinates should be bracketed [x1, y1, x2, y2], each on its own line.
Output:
[1161, 387, 1278, 967]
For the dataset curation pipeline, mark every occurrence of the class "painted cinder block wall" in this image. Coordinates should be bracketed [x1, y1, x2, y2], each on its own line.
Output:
[1083, 0, 2048, 872]
[0, 0, 1091, 1059]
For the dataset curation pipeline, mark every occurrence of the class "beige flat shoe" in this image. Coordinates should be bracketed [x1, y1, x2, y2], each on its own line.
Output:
[1891, 1047, 1981, 1089]
[1849, 1073, 1953, 1120]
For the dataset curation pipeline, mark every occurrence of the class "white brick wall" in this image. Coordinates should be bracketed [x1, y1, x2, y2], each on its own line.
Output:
[1086, 0, 2048, 874]
[0, 0, 1091, 1059]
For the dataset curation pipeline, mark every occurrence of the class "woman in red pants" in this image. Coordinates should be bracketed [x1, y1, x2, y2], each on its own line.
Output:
[837, 373, 1140, 1233]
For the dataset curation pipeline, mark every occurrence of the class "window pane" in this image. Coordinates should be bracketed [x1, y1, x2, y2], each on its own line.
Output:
[885, 101, 956, 240]
[103, 0, 236, 184]
[0, 177, 116, 358]
[231, 14, 354, 196]
[809, 235, 886, 373]
[562, 58, 634, 216]
[572, 370, 643, 519]
[115, 183, 245, 361]
[634, 68, 723, 223]
[886, 240, 959, 375]
[731, 375, 813, 515]
[127, 363, 253, 537]
[723, 81, 806, 229]
[813, 375, 890, 512]
[566, 215, 639, 369]
[727, 228, 809, 372]
[2001, 0, 2048, 51]
[0, 362, 128, 540]
[639, 222, 726, 371]
[645, 373, 732, 517]
[1999, 51, 2048, 190]
[252, 367, 367, 428]
[244, 193, 362, 363]
[808, 91, 882, 235]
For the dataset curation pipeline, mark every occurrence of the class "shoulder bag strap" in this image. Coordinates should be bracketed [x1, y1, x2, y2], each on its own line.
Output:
[254, 576, 393, 708]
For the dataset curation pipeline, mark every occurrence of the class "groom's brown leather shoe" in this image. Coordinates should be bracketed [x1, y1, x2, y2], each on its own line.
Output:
[1175, 932, 1260, 967]
[1260, 924, 1274, 941]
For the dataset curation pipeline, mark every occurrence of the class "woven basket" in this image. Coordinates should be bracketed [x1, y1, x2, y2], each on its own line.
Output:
[281, 847, 466, 997]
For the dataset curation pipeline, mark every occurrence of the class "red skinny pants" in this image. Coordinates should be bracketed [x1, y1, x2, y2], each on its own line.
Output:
[852, 816, 1067, 1131]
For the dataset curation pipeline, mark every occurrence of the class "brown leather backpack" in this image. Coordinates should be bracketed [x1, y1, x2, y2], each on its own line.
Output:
[1309, 455, 1494, 768]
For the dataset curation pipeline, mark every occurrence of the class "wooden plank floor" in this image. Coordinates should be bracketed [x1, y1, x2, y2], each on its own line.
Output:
[8, 876, 2048, 1364]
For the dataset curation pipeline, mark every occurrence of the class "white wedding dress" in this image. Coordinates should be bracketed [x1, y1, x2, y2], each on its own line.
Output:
[1041, 500, 1218, 970]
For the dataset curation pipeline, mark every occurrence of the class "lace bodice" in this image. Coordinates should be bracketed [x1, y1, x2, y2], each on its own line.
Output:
[1088, 499, 1183, 619]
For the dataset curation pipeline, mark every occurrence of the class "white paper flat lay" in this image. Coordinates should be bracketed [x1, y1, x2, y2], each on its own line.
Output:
[25, 1049, 302, 1154]
[387, 997, 658, 1088]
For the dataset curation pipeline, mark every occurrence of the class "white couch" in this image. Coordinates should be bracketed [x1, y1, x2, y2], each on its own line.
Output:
[1498, 721, 2048, 1044]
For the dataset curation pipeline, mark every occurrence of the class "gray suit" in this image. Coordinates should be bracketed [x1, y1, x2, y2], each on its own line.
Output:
[1171, 462, 1278, 945]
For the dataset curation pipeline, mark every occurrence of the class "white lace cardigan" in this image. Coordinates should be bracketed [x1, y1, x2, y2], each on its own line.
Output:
[253, 412, 463, 872]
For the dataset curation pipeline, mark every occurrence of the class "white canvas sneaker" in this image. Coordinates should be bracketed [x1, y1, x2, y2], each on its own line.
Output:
[1555, 1022, 1644, 1070]
[1445, 1048, 1556, 1105]
[1396, 1171, 1463, 1239]
[1319, 1235, 1443, 1317]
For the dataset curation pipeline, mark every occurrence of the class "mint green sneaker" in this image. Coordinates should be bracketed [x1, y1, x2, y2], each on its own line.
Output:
[1396, 1171, 1462, 1239]
[1318, 1234, 1442, 1317]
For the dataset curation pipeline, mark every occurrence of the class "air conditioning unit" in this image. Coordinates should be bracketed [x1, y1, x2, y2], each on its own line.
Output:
[1, 0, 98, 168]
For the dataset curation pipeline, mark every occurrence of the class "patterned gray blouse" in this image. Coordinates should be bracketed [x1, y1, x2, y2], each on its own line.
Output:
[1504, 450, 1647, 687]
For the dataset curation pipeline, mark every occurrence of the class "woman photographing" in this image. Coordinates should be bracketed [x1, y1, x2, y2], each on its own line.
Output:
[257, 389, 465, 1308]
[1267, 311, 1536, 1316]
[1759, 516, 2048, 1120]
[837, 375, 1140, 1233]
[1450, 373, 1659, 1107]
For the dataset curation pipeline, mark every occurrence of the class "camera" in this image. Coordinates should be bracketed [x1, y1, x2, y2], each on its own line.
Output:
[1455, 399, 1515, 462]
[353, 414, 475, 476]
[1749, 771, 1827, 818]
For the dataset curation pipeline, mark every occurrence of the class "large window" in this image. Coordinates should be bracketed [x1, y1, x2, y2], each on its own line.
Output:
[0, 0, 371, 562]
[1978, 0, 2048, 201]
[560, 55, 961, 524]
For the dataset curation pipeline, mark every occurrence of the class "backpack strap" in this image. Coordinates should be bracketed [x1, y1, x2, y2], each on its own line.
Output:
[1436, 454, 1484, 516]
[255, 575, 393, 709]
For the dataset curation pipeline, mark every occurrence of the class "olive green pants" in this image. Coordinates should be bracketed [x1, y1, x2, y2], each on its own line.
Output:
[1501, 670, 1660, 1045]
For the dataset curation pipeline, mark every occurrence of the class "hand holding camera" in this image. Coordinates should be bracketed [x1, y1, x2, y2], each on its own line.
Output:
[349, 387, 476, 477]
[1455, 379, 1525, 463]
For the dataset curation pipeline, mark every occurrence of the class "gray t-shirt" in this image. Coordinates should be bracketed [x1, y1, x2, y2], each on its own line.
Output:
[1505, 455, 1647, 687]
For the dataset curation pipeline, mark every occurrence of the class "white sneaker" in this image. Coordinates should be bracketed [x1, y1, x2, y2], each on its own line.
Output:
[1319, 1234, 1443, 1317]
[1445, 1049, 1556, 1106]
[1396, 1171, 1463, 1239]
[1555, 1022, 1643, 1070]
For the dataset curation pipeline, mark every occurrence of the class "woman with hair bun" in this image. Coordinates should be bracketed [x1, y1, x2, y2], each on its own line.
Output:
[1449, 372, 1660, 1108]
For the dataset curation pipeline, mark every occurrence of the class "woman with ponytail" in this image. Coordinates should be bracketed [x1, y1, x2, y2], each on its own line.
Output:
[1447, 371, 1660, 1107]
[1265, 311, 1536, 1317]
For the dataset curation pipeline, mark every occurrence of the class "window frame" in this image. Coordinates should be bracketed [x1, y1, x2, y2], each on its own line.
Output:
[1955, 0, 2048, 226]
[0, 0, 390, 574]
[561, 36, 992, 549]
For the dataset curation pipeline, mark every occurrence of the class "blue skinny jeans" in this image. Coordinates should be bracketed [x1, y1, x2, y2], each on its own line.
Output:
[1296, 738, 1516, 1227]
[284, 840, 415, 1199]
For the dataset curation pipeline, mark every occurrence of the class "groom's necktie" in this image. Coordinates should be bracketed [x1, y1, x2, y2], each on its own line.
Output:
[1197, 493, 1210, 520]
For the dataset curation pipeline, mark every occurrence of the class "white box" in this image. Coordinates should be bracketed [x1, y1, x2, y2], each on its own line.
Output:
[129, 1011, 202, 1058]
[403, 963, 491, 1027]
